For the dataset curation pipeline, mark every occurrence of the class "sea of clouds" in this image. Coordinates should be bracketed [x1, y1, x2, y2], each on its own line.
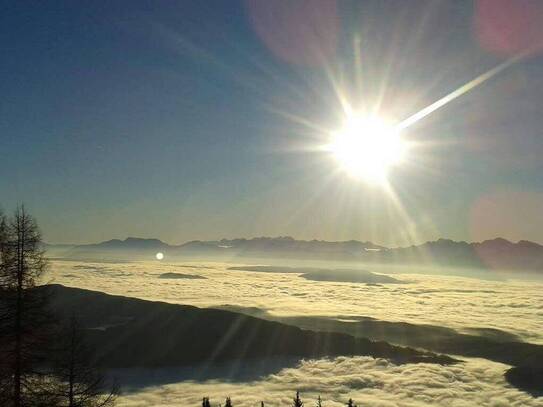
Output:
[45, 260, 543, 406]
[116, 357, 543, 407]
[47, 260, 543, 344]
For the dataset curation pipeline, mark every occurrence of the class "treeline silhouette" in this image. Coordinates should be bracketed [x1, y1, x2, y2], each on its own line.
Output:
[0, 206, 117, 406]
[202, 392, 362, 406]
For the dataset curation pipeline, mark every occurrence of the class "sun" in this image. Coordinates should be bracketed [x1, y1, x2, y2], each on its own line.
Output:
[155, 252, 164, 260]
[326, 114, 407, 183]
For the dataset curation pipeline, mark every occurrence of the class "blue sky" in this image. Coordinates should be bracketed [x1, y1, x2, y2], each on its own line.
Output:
[1, 0, 543, 245]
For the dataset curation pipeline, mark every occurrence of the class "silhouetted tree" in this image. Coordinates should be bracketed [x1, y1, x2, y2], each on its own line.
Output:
[346, 398, 356, 407]
[51, 316, 117, 406]
[0, 209, 9, 404]
[0, 210, 7, 257]
[260, 402, 264, 407]
[202, 396, 211, 407]
[293, 391, 303, 407]
[0, 206, 50, 406]
[224, 396, 232, 407]
[316, 395, 323, 407]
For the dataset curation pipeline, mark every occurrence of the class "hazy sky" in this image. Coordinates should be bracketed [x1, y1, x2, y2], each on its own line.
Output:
[2, 0, 543, 246]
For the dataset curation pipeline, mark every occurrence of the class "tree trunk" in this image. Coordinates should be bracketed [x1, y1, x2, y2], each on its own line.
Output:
[68, 321, 76, 407]
[13, 214, 25, 407]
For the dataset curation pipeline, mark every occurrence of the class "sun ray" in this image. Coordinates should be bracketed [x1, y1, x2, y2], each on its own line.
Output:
[397, 51, 527, 130]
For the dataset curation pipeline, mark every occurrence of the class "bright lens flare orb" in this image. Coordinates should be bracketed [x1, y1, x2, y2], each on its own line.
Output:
[327, 115, 407, 183]
[155, 252, 164, 260]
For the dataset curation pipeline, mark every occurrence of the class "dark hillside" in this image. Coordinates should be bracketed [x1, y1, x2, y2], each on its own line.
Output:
[39, 285, 455, 368]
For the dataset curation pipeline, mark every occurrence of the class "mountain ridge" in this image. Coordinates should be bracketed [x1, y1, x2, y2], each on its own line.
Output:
[46, 235, 543, 251]
[45, 236, 543, 271]
[41, 284, 456, 368]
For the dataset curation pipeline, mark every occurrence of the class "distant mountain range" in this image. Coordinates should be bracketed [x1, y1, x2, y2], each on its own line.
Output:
[372, 237, 543, 270]
[45, 236, 543, 271]
[78, 237, 170, 251]
[45, 236, 384, 261]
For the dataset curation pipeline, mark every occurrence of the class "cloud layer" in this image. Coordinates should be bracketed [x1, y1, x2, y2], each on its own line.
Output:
[115, 357, 543, 407]
[45, 260, 543, 405]
[47, 260, 543, 344]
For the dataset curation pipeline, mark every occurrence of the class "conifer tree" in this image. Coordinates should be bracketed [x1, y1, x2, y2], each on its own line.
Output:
[293, 391, 303, 407]
[0, 206, 50, 406]
[51, 316, 117, 406]
[0, 210, 9, 404]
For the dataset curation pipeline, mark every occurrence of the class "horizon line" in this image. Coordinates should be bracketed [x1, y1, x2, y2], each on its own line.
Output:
[44, 235, 543, 249]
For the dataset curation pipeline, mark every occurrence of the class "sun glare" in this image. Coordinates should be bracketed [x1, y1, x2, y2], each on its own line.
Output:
[155, 252, 164, 260]
[327, 115, 407, 183]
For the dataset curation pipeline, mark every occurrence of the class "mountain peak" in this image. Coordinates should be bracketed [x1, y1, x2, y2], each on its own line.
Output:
[81, 237, 170, 250]
[124, 237, 164, 243]
[480, 237, 513, 245]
